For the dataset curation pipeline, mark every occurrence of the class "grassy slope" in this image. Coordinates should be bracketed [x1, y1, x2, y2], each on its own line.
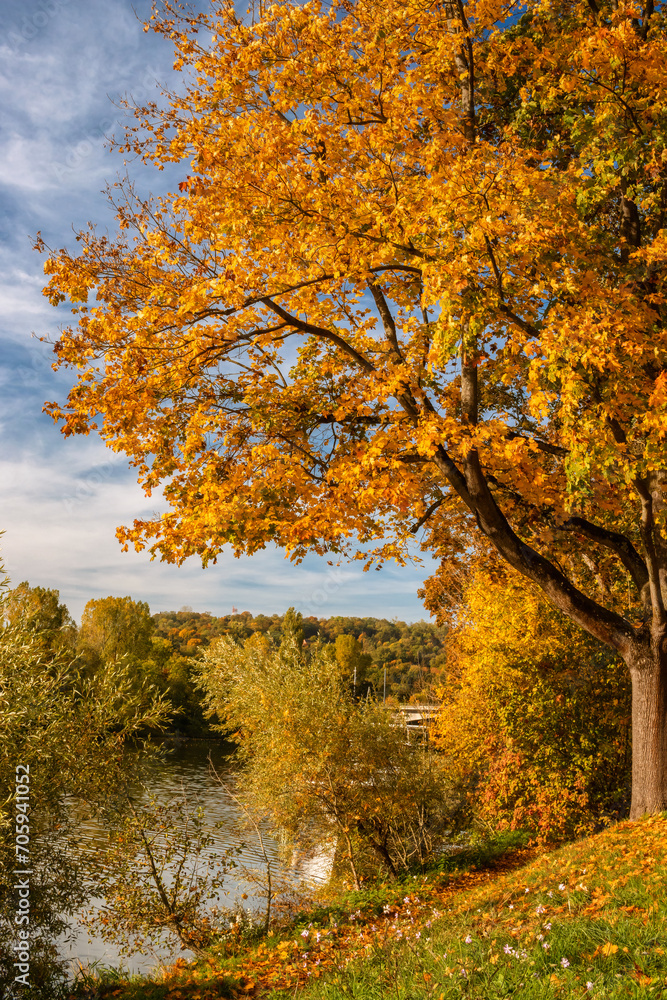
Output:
[71, 814, 667, 1000]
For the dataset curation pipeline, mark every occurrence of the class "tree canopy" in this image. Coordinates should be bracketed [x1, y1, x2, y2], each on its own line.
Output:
[78, 595, 154, 666]
[40, 0, 667, 815]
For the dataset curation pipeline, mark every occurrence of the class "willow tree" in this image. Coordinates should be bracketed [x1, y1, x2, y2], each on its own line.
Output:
[40, 0, 667, 816]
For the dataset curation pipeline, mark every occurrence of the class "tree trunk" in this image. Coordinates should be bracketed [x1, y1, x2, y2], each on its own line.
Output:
[626, 640, 667, 818]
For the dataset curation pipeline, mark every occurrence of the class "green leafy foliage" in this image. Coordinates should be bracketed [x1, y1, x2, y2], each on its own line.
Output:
[195, 612, 453, 887]
[0, 566, 170, 998]
[4, 580, 77, 659]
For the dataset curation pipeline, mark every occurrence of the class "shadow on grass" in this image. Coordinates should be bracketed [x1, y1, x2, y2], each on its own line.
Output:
[67, 960, 238, 1000]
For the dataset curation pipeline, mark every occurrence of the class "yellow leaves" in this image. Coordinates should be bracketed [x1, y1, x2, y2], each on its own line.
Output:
[590, 941, 619, 958]
[36, 0, 667, 613]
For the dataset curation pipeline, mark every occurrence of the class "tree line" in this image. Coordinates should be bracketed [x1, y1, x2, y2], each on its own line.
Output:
[3, 582, 447, 733]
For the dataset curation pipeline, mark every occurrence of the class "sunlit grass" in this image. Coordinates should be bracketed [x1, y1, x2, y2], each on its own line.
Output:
[69, 814, 667, 999]
[267, 813, 667, 1000]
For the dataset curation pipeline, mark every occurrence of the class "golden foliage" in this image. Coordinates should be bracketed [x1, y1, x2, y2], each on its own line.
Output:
[38, 0, 667, 592]
[434, 569, 632, 842]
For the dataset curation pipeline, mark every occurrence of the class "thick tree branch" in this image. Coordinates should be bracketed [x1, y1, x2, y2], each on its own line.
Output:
[560, 515, 650, 604]
[260, 298, 375, 372]
[368, 281, 404, 360]
[430, 444, 636, 654]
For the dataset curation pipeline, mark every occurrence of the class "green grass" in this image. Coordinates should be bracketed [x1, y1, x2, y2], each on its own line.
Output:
[265, 814, 667, 1000]
[69, 815, 667, 999]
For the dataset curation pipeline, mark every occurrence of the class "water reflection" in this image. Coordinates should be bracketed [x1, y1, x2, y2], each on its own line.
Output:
[60, 739, 330, 977]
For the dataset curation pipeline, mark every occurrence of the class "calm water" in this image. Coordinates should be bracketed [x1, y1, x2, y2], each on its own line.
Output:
[60, 739, 332, 977]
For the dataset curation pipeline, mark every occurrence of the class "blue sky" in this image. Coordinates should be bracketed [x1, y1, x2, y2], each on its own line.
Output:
[0, 0, 437, 623]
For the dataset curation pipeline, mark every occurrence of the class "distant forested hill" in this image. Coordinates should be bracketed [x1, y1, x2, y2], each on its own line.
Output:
[152, 610, 446, 704]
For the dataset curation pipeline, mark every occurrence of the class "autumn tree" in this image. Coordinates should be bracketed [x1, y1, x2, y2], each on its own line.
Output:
[196, 612, 452, 884]
[41, 0, 667, 816]
[78, 595, 154, 667]
[4, 580, 76, 658]
[87, 790, 238, 957]
[334, 633, 371, 695]
[434, 566, 632, 843]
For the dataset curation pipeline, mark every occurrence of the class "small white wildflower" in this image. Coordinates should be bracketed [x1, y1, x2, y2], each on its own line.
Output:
[544, 922, 552, 930]
[301, 930, 309, 938]
[586, 982, 594, 991]
[558, 883, 566, 891]
[542, 942, 550, 951]
[561, 957, 570, 968]
[464, 935, 472, 944]
[535, 904, 545, 915]
[509, 904, 514, 910]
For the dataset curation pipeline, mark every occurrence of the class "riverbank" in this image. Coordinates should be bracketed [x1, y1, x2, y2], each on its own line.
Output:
[66, 813, 667, 1000]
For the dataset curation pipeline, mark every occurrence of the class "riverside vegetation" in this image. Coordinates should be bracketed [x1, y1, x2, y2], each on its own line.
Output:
[66, 815, 667, 1000]
[3, 571, 652, 1000]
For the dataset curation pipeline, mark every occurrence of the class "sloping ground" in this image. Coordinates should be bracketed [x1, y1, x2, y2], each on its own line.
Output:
[71, 814, 667, 1000]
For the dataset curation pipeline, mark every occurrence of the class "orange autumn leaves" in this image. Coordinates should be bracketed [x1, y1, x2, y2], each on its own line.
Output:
[433, 568, 632, 843]
[38, 0, 667, 590]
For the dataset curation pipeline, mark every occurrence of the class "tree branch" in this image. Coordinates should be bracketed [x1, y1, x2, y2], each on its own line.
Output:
[430, 445, 636, 654]
[410, 496, 445, 534]
[559, 515, 649, 602]
[260, 298, 375, 372]
[367, 281, 404, 360]
[506, 431, 568, 458]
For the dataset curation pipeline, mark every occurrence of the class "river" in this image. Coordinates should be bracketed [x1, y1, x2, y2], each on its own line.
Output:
[59, 738, 333, 978]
